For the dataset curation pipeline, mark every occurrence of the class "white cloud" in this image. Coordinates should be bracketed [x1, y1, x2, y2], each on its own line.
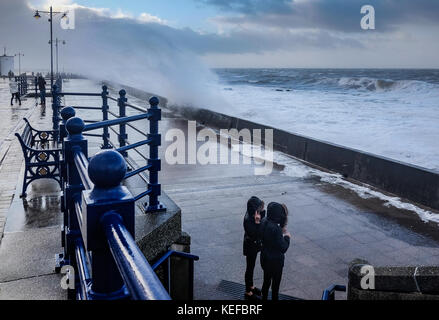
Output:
[138, 12, 167, 25]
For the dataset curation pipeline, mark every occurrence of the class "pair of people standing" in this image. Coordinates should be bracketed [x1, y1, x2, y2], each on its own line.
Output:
[243, 196, 291, 300]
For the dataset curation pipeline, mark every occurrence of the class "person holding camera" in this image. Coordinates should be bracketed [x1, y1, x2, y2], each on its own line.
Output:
[243, 196, 265, 300]
[259, 202, 291, 300]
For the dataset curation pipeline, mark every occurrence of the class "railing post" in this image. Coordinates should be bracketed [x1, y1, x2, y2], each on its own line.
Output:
[61, 117, 88, 298]
[60, 107, 76, 142]
[52, 84, 61, 141]
[101, 85, 111, 149]
[117, 89, 128, 157]
[145, 97, 165, 213]
[82, 150, 134, 299]
[34, 76, 37, 97]
[59, 107, 76, 251]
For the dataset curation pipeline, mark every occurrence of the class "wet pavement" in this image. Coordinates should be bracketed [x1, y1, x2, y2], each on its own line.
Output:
[0, 79, 438, 300]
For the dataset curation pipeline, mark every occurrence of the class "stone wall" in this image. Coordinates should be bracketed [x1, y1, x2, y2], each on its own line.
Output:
[348, 260, 439, 300]
[171, 105, 439, 212]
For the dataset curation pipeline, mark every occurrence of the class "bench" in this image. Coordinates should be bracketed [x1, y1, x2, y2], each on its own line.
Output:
[15, 118, 62, 197]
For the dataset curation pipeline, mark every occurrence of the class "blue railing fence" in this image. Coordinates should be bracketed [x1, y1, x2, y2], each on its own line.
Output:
[52, 83, 198, 300]
[53, 84, 165, 212]
[62, 124, 170, 299]
[321, 284, 346, 300]
[14, 73, 28, 96]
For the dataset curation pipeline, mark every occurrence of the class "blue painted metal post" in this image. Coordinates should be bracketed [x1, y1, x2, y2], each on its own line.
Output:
[62, 117, 88, 298]
[58, 107, 76, 257]
[52, 84, 61, 142]
[145, 97, 165, 212]
[101, 85, 111, 149]
[59, 107, 76, 142]
[81, 150, 134, 299]
[118, 90, 128, 157]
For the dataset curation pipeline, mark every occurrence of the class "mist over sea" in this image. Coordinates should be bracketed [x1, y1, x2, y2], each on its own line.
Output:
[214, 69, 439, 171]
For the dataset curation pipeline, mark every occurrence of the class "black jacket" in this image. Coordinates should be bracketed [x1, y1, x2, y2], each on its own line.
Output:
[259, 203, 290, 267]
[243, 210, 265, 256]
[38, 77, 46, 91]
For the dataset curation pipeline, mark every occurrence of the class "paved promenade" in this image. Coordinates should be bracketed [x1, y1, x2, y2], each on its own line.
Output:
[159, 118, 439, 300]
[0, 79, 438, 300]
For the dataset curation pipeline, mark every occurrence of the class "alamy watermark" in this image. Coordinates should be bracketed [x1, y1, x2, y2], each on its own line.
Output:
[164, 121, 274, 175]
[60, 265, 75, 290]
[360, 265, 375, 290]
[361, 5, 375, 30]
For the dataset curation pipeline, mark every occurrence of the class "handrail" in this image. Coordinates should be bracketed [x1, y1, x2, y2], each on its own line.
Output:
[101, 211, 171, 300]
[73, 150, 94, 190]
[59, 92, 102, 97]
[124, 164, 152, 179]
[152, 250, 200, 270]
[71, 106, 102, 110]
[151, 250, 199, 300]
[321, 284, 346, 300]
[58, 92, 171, 300]
[126, 122, 149, 138]
[108, 110, 119, 118]
[84, 112, 151, 132]
[125, 102, 148, 113]
[116, 138, 152, 154]
[75, 238, 91, 300]
[133, 189, 152, 201]
[74, 199, 84, 229]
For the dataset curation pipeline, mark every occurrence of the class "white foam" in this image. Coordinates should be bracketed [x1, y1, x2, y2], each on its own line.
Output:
[226, 135, 439, 225]
[218, 83, 439, 171]
[275, 153, 439, 224]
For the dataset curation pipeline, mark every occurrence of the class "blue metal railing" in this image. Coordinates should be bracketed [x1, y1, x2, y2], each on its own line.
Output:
[61, 117, 171, 300]
[321, 284, 346, 300]
[52, 85, 198, 300]
[152, 250, 200, 300]
[57, 86, 165, 213]
[15, 74, 28, 96]
[102, 211, 170, 300]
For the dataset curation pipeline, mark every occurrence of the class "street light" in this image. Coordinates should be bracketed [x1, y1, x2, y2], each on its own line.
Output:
[49, 38, 66, 76]
[14, 52, 24, 75]
[33, 6, 67, 90]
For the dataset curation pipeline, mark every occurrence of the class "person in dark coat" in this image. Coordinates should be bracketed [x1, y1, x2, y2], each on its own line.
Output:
[37, 76, 46, 105]
[243, 196, 265, 300]
[259, 202, 291, 300]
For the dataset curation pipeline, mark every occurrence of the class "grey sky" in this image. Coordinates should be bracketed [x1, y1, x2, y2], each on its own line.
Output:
[0, 0, 438, 70]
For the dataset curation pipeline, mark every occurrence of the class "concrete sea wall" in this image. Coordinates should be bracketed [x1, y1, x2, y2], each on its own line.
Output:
[112, 80, 439, 212]
[169, 105, 439, 212]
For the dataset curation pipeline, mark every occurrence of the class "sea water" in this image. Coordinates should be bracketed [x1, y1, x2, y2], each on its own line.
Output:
[214, 68, 439, 171]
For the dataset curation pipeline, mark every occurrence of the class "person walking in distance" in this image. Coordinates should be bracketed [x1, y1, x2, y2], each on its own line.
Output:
[260, 202, 291, 300]
[37, 75, 46, 106]
[9, 75, 21, 106]
[243, 196, 265, 300]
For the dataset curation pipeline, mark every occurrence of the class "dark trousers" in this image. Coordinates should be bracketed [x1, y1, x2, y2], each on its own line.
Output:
[11, 92, 21, 105]
[245, 252, 258, 292]
[40, 90, 46, 105]
[261, 261, 283, 300]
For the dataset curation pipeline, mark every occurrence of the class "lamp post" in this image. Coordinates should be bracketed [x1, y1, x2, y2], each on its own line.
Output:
[14, 52, 24, 75]
[33, 7, 67, 91]
[50, 38, 66, 76]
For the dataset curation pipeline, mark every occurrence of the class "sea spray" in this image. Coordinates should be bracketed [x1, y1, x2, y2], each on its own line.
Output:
[61, 6, 227, 111]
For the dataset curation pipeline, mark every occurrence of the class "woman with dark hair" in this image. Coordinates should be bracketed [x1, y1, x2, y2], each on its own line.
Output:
[260, 202, 291, 300]
[243, 196, 265, 300]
